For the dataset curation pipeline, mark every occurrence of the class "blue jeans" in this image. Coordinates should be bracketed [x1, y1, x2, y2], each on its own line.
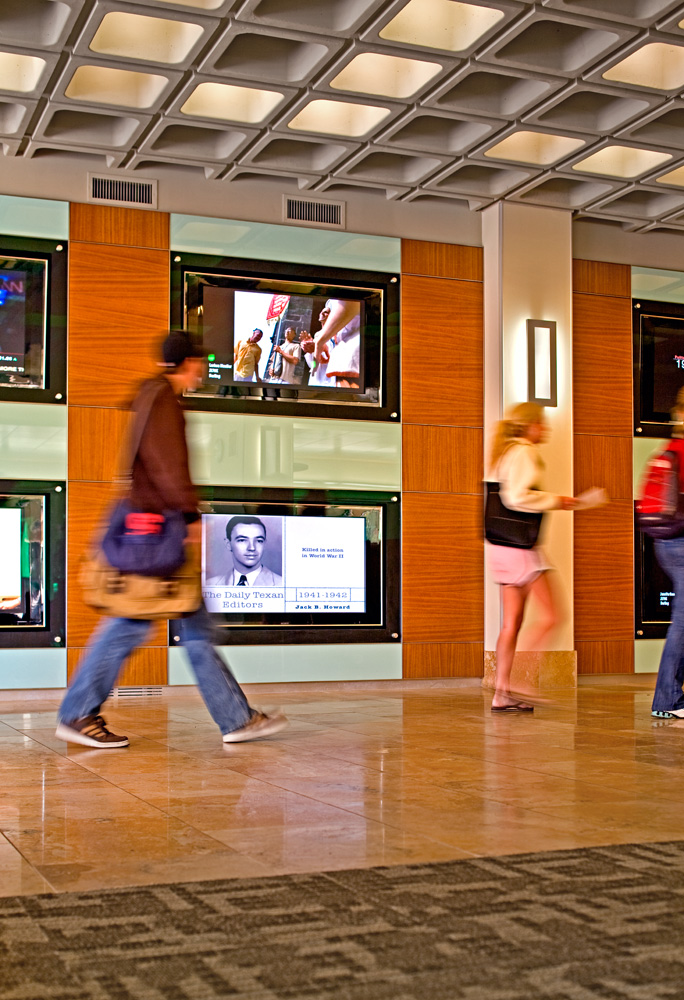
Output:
[58, 604, 253, 735]
[653, 537, 684, 713]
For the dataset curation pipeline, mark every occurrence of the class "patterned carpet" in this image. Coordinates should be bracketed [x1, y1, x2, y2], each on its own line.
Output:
[2, 841, 683, 1000]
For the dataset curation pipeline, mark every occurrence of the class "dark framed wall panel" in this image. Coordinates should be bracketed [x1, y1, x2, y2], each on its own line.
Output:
[401, 240, 484, 677]
[572, 260, 634, 674]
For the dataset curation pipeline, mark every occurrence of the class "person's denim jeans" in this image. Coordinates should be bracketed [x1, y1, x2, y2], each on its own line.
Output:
[58, 604, 252, 735]
[652, 536, 684, 713]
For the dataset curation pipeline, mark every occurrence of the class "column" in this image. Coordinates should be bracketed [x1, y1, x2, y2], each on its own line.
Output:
[67, 204, 170, 686]
[483, 202, 576, 689]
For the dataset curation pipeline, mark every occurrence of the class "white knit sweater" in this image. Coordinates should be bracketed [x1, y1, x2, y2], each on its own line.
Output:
[497, 439, 560, 513]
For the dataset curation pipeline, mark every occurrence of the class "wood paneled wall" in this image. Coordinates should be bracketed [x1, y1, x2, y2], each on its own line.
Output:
[401, 239, 484, 678]
[67, 204, 170, 685]
[572, 259, 634, 674]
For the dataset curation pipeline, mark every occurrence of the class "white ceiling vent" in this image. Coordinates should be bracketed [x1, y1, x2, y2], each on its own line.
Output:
[87, 173, 158, 209]
[283, 195, 345, 229]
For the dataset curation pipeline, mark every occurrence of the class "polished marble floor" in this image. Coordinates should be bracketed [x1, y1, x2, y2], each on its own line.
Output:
[0, 676, 681, 897]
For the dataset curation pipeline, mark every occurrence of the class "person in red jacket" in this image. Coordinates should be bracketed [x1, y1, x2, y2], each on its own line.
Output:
[651, 388, 684, 719]
[55, 331, 287, 749]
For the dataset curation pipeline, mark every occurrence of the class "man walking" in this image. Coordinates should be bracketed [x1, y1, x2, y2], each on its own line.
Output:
[56, 331, 287, 749]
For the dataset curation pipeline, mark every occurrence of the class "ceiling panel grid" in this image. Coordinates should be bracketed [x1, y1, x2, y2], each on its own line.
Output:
[2, 0, 684, 229]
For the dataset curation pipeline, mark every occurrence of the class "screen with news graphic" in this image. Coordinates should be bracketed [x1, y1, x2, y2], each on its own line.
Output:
[182, 488, 400, 645]
[0, 257, 47, 388]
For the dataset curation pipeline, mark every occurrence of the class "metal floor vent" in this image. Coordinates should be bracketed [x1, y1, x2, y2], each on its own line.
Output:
[88, 174, 158, 209]
[115, 686, 163, 698]
[283, 195, 345, 229]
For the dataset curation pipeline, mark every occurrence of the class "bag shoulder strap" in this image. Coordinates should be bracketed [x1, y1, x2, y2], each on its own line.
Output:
[115, 378, 167, 486]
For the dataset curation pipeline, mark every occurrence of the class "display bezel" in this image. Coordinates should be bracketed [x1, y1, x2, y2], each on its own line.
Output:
[0, 235, 67, 404]
[633, 297, 684, 438]
[170, 253, 400, 422]
[169, 486, 401, 646]
[0, 480, 66, 648]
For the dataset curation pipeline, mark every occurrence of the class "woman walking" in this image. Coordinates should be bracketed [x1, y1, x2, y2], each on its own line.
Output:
[487, 403, 576, 712]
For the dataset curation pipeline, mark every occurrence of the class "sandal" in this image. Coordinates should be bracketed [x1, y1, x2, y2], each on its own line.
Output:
[491, 702, 534, 713]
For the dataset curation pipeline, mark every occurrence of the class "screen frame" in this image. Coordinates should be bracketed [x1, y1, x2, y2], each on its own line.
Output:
[0, 235, 67, 405]
[0, 480, 66, 648]
[633, 297, 684, 438]
[169, 486, 401, 646]
[635, 515, 672, 640]
[170, 253, 400, 422]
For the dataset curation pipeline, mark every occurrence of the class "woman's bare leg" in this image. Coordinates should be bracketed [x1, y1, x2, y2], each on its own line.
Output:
[492, 583, 528, 707]
[520, 571, 560, 652]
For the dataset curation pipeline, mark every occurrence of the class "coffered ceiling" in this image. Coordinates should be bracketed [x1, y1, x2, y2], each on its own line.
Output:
[5, 0, 684, 231]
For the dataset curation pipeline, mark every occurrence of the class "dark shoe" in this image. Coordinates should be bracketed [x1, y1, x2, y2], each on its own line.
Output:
[223, 711, 288, 743]
[55, 714, 129, 748]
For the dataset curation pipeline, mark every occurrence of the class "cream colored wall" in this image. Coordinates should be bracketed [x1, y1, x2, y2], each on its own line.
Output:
[483, 202, 574, 653]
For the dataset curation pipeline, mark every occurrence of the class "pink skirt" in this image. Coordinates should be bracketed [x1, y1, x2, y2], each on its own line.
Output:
[487, 543, 551, 587]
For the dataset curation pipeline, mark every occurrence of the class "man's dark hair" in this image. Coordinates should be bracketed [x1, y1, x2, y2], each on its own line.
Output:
[252, 328, 263, 335]
[225, 515, 266, 541]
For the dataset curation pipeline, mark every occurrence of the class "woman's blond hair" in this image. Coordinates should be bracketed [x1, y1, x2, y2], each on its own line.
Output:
[488, 402, 545, 473]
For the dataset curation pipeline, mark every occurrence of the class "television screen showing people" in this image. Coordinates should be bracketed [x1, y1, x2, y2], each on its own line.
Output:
[183, 270, 385, 407]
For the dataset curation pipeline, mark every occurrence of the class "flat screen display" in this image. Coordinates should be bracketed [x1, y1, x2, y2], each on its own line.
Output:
[0, 494, 46, 628]
[175, 488, 400, 645]
[182, 268, 386, 409]
[0, 256, 48, 389]
[203, 512, 367, 615]
[636, 529, 675, 638]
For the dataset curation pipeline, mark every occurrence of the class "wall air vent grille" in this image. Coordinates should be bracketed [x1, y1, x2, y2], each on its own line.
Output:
[115, 686, 163, 698]
[283, 196, 345, 229]
[88, 174, 158, 209]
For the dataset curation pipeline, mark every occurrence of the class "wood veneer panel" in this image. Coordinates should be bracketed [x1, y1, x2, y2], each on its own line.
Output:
[403, 642, 483, 678]
[67, 646, 167, 686]
[403, 493, 483, 642]
[68, 242, 169, 407]
[574, 434, 632, 501]
[402, 275, 483, 426]
[572, 259, 630, 298]
[574, 499, 633, 641]
[68, 481, 166, 648]
[575, 640, 634, 675]
[69, 407, 129, 482]
[573, 292, 632, 437]
[402, 240, 483, 282]
[70, 204, 170, 250]
[403, 425, 483, 494]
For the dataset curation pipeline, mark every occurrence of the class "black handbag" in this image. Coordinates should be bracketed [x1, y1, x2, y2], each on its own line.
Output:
[484, 482, 543, 549]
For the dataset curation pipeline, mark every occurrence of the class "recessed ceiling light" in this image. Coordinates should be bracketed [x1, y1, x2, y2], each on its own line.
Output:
[655, 165, 684, 188]
[572, 145, 672, 178]
[484, 130, 585, 166]
[288, 99, 391, 137]
[181, 82, 283, 123]
[330, 53, 442, 99]
[603, 43, 684, 91]
[89, 12, 204, 65]
[380, 0, 504, 53]
[0, 52, 46, 93]
[65, 65, 169, 109]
